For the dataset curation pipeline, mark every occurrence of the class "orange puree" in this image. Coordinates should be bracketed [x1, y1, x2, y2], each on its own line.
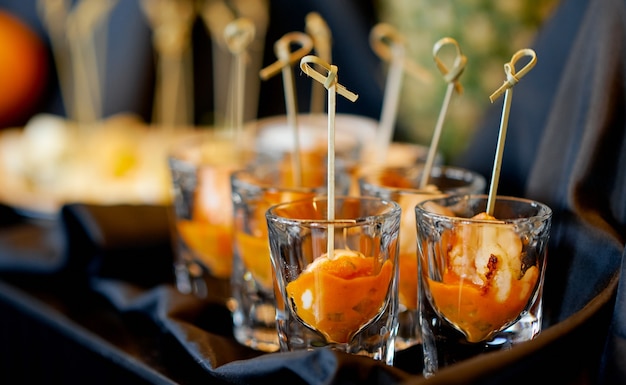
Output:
[428, 267, 539, 342]
[398, 252, 418, 309]
[235, 189, 318, 290]
[277, 152, 326, 188]
[177, 220, 233, 279]
[286, 250, 393, 343]
[235, 231, 274, 290]
[175, 163, 237, 278]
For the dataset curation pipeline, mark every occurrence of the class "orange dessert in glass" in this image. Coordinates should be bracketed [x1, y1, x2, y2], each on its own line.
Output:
[286, 249, 394, 343]
[266, 196, 401, 365]
[359, 165, 486, 349]
[425, 211, 539, 342]
[230, 155, 350, 353]
[416, 195, 551, 376]
[169, 131, 253, 296]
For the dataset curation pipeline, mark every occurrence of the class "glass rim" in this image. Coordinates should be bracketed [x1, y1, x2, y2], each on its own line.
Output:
[415, 194, 553, 224]
[359, 165, 486, 195]
[230, 169, 328, 194]
[230, 158, 351, 193]
[266, 195, 401, 226]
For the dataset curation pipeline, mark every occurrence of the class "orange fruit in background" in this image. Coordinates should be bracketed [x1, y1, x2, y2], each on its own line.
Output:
[0, 11, 48, 128]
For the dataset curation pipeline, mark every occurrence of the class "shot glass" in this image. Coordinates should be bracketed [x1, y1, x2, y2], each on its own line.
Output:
[359, 165, 486, 350]
[230, 158, 351, 352]
[266, 196, 402, 365]
[168, 130, 253, 298]
[415, 194, 552, 377]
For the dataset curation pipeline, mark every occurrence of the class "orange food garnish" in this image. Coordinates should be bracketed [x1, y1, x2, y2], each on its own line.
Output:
[428, 267, 538, 342]
[175, 163, 237, 278]
[235, 231, 274, 290]
[176, 220, 233, 279]
[286, 249, 393, 343]
[398, 252, 418, 309]
[235, 188, 318, 290]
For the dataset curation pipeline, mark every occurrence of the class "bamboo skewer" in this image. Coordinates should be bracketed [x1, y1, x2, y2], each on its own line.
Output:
[370, 23, 432, 165]
[305, 12, 332, 114]
[200, 0, 269, 128]
[140, 0, 195, 130]
[486, 48, 537, 215]
[37, 0, 72, 120]
[38, 0, 118, 125]
[300, 55, 358, 258]
[260, 32, 313, 187]
[224, 18, 255, 148]
[419, 37, 467, 189]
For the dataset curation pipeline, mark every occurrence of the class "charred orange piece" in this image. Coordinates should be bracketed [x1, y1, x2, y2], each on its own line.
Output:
[428, 267, 538, 342]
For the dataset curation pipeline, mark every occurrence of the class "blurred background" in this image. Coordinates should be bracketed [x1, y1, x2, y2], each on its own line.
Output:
[0, 0, 558, 160]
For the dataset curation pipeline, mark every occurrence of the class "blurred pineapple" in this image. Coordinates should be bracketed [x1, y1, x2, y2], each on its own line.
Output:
[376, 0, 558, 161]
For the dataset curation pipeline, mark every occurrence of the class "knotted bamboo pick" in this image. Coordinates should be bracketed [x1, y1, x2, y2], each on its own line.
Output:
[370, 23, 432, 165]
[305, 12, 332, 114]
[224, 18, 255, 152]
[39, 0, 118, 125]
[68, 0, 119, 124]
[200, 0, 269, 128]
[300, 55, 358, 257]
[140, 0, 195, 129]
[486, 48, 537, 215]
[260, 32, 313, 187]
[37, 0, 72, 121]
[419, 37, 467, 189]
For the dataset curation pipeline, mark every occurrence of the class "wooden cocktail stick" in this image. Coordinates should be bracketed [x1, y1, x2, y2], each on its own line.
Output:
[224, 18, 255, 153]
[37, 0, 73, 121]
[305, 12, 332, 114]
[39, 0, 117, 125]
[370, 23, 432, 165]
[68, 0, 118, 124]
[140, 0, 195, 129]
[200, 0, 269, 128]
[260, 32, 313, 187]
[300, 55, 358, 257]
[419, 37, 467, 189]
[486, 48, 537, 216]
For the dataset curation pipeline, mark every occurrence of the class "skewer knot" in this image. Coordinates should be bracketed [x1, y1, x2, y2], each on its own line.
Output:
[259, 32, 313, 80]
[224, 18, 255, 54]
[433, 37, 466, 94]
[300, 55, 359, 102]
[370, 23, 432, 83]
[305, 12, 331, 42]
[489, 48, 537, 102]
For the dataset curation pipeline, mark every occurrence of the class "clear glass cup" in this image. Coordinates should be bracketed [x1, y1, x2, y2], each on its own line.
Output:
[230, 158, 351, 352]
[168, 130, 253, 298]
[266, 196, 402, 365]
[415, 194, 552, 377]
[359, 165, 486, 351]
